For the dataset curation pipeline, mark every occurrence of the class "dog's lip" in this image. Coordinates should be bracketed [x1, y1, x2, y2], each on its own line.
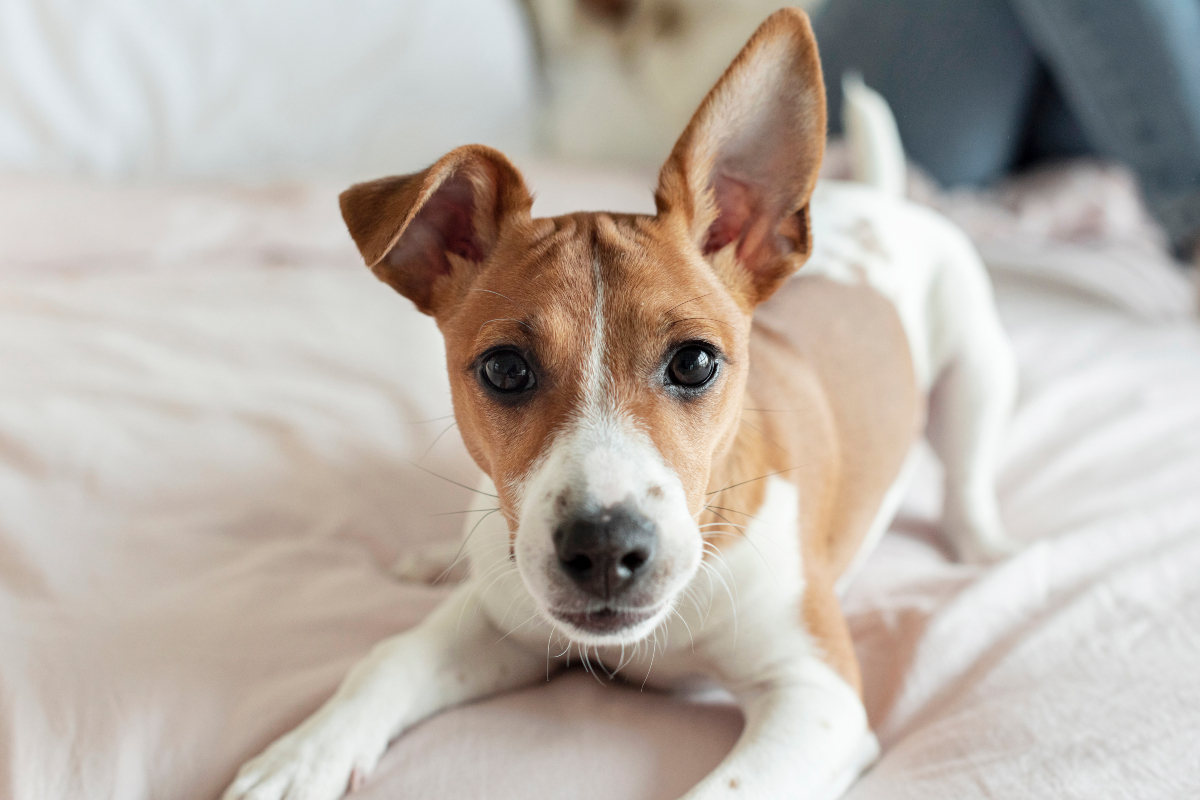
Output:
[550, 604, 663, 633]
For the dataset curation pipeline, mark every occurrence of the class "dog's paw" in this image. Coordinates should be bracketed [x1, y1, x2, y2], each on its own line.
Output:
[223, 713, 388, 800]
[391, 539, 467, 585]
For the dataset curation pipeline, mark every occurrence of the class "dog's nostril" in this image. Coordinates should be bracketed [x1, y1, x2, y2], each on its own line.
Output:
[620, 549, 648, 573]
[564, 554, 593, 573]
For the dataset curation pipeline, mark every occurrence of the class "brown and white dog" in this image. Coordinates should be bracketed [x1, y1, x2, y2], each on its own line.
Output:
[226, 9, 1016, 800]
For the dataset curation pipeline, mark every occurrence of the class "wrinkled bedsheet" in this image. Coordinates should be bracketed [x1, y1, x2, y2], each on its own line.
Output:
[1, 164, 1198, 800]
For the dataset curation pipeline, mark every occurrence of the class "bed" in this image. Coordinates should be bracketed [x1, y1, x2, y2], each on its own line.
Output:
[2, 1, 1199, 798]
[3, 156, 1199, 799]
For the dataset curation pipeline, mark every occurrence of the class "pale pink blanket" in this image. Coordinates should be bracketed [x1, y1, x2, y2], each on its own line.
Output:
[1, 163, 1198, 799]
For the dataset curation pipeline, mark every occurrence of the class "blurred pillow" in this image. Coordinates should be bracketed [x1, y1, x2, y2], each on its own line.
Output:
[0, 0, 536, 180]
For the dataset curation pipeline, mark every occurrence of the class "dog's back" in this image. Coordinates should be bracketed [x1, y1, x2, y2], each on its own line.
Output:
[763, 77, 1018, 574]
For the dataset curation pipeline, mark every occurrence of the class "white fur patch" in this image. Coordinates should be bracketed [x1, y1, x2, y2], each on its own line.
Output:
[512, 410, 701, 646]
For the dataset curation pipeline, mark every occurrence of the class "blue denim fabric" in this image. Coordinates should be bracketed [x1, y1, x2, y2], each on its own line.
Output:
[1008, 0, 1200, 254]
[814, 0, 1040, 188]
[814, 0, 1200, 255]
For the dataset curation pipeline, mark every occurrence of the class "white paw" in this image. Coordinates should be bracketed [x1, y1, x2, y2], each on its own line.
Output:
[223, 712, 388, 800]
[391, 539, 467, 584]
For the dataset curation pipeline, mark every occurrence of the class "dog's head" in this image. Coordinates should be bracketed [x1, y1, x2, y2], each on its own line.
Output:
[340, 9, 825, 645]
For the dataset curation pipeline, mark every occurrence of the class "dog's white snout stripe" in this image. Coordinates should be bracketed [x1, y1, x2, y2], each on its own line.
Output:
[582, 443, 648, 507]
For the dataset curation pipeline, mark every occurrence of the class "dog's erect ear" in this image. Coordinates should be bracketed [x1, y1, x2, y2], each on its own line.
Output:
[655, 8, 826, 306]
[339, 145, 533, 315]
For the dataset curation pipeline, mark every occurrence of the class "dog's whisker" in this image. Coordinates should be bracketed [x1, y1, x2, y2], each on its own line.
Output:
[470, 287, 534, 317]
[402, 413, 456, 424]
[706, 465, 805, 497]
[478, 317, 532, 335]
[703, 505, 774, 526]
[698, 559, 738, 643]
[596, 647, 617, 681]
[687, 583, 713, 629]
[433, 537, 509, 580]
[614, 641, 632, 675]
[698, 566, 717, 621]
[659, 291, 716, 323]
[434, 509, 500, 584]
[466, 559, 515, 604]
[456, 557, 514, 633]
[737, 417, 788, 451]
[664, 316, 740, 331]
[580, 646, 601, 684]
[699, 511, 779, 584]
[671, 605, 696, 653]
[428, 507, 501, 518]
[640, 628, 660, 691]
[495, 584, 528, 627]
[476, 563, 519, 603]
[700, 506, 747, 535]
[418, 421, 459, 461]
[404, 458, 499, 498]
[497, 612, 541, 643]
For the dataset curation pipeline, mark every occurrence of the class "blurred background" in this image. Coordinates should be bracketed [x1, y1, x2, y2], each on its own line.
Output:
[0, 0, 808, 180]
[3, 0, 1198, 264]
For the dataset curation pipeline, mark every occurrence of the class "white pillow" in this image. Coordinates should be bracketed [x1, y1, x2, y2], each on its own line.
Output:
[0, 0, 536, 180]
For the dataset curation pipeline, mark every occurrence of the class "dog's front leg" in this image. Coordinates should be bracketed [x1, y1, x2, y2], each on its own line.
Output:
[224, 581, 545, 800]
[681, 658, 878, 800]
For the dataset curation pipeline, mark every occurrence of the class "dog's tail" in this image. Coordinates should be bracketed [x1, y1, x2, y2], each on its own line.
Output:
[842, 73, 906, 198]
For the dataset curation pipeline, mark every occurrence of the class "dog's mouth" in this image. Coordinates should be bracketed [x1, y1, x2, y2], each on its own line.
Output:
[550, 605, 663, 635]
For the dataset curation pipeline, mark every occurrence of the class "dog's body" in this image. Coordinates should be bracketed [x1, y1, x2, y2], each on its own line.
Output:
[226, 10, 1015, 800]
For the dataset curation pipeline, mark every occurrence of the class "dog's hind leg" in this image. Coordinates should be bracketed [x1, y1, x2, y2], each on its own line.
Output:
[925, 236, 1019, 563]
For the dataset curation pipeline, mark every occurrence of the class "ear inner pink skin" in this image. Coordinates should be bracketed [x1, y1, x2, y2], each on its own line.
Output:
[400, 175, 482, 269]
[703, 174, 756, 255]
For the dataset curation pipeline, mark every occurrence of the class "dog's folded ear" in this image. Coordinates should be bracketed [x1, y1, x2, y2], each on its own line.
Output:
[655, 8, 826, 307]
[339, 146, 533, 315]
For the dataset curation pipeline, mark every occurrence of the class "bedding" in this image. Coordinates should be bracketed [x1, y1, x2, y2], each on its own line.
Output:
[1, 161, 1198, 799]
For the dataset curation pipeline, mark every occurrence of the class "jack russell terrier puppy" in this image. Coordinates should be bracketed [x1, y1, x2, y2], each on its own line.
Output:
[226, 8, 1016, 800]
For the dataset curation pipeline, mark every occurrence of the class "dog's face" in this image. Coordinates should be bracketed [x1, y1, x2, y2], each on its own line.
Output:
[438, 211, 752, 645]
[340, 10, 825, 645]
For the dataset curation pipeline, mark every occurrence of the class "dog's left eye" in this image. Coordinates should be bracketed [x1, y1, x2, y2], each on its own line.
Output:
[482, 350, 535, 393]
[668, 346, 717, 387]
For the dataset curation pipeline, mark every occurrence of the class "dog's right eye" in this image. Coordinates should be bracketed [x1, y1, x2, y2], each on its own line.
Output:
[668, 345, 718, 388]
[481, 350, 535, 393]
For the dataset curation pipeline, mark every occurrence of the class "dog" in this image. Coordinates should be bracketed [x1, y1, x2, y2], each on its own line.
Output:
[225, 8, 1016, 800]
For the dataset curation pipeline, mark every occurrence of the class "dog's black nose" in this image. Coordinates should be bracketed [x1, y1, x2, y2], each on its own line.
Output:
[553, 504, 656, 600]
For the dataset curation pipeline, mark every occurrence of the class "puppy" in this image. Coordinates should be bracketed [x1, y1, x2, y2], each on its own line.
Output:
[225, 8, 1016, 800]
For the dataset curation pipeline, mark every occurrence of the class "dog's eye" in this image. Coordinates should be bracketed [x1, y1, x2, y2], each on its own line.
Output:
[482, 350, 535, 393]
[668, 346, 717, 387]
